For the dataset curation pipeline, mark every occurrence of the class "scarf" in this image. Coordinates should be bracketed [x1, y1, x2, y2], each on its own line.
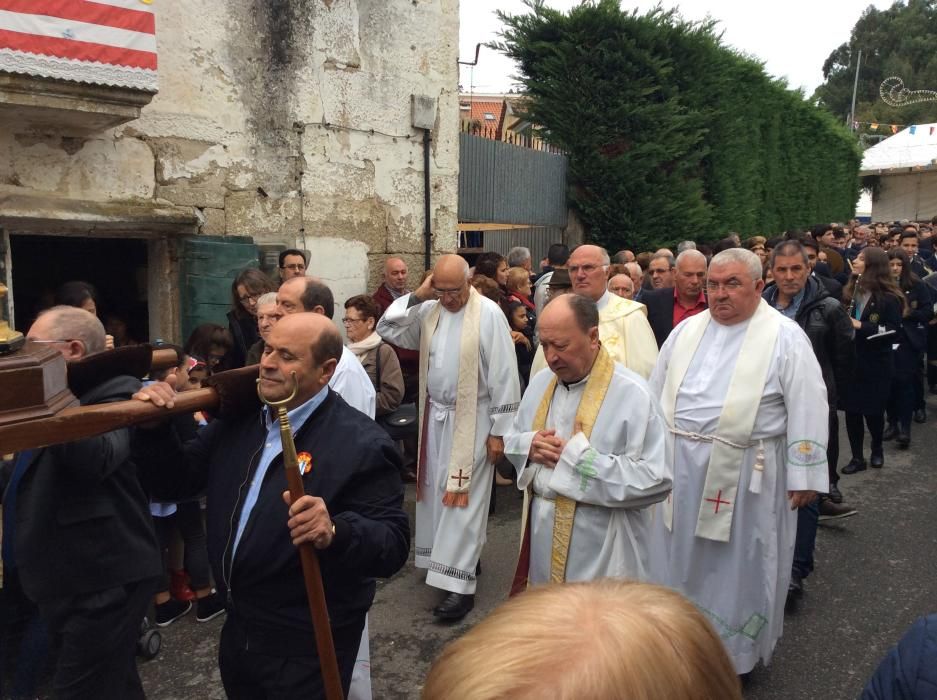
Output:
[348, 331, 382, 358]
[417, 287, 482, 507]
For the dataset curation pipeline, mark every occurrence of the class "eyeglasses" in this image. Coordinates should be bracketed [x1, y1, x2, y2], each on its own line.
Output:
[433, 286, 465, 299]
[239, 292, 261, 304]
[27, 338, 78, 344]
[705, 280, 745, 293]
[567, 264, 607, 276]
[341, 317, 365, 324]
[281, 264, 306, 271]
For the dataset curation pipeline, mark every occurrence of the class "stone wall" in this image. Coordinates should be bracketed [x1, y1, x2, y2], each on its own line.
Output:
[0, 0, 459, 336]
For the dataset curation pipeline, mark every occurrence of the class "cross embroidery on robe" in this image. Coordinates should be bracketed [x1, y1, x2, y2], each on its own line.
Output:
[574, 448, 598, 491]
[704, 489, 731, 513]
[450, 469, 469, 487]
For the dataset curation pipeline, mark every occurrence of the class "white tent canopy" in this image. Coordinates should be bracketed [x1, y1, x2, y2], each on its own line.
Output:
[861, 123, 937, 174]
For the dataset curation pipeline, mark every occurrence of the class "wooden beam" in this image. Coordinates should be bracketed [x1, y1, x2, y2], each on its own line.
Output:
[457, 222, 548, 231]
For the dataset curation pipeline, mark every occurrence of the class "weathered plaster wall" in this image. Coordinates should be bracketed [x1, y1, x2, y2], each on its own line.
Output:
[2, 0, 459, 318]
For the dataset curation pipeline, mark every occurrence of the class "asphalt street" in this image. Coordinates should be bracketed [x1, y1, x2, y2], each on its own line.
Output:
[137, 403, 937, 699]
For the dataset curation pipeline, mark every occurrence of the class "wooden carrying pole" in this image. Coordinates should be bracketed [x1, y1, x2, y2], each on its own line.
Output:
[258, 375, 344, 700]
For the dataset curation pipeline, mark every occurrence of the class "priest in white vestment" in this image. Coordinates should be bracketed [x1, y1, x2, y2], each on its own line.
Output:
[648, 248, 829, 675]
[529, 244, 658, 379]
[503, 295, 671, 593]
[377, 254, 520, 620]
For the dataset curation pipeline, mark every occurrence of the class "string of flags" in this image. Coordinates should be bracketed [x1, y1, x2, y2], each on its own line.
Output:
[852, 121, 937, 135]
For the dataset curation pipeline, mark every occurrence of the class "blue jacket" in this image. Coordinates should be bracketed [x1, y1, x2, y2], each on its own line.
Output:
[862, 614, 937, 699]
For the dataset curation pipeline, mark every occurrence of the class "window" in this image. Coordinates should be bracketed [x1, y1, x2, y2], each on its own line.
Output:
[484, 112, 495, 120]
[459, 102, 470, 111]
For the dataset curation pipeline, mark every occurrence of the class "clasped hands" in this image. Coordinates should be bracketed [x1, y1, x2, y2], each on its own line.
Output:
[528, 422, 581, 468]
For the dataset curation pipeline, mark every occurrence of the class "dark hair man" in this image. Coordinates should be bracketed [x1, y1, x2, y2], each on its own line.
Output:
[10, 306, 161, 697]
[278, 249, 308, 282]
[647, 252, 675, 289]
[532, 243, 571, 315]
[133, 313, 409, 698]
[764, 240, 858, 603]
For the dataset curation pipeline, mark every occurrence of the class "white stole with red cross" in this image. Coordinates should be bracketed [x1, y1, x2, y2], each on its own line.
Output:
[660, 300, 781, 542]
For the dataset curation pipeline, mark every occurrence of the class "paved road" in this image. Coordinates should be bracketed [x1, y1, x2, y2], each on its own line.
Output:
[139, 407, 937, 699]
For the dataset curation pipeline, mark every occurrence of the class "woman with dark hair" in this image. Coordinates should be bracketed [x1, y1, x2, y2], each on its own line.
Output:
[55, 280, 99, 316]
[184, 323, 234, 373]
[883, 248, 933, 448]
[342, 294, 404, 417]
[474, 252, 509, 288]
[227, 268, 276, 369]
[840, 247, 905, 473]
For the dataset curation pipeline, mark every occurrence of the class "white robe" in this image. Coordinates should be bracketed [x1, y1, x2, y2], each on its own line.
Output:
[648, 314, 829, 674]
[377, 293, 520, 594]
[504, 363, 671, 583]
[331, 346, 376, 418]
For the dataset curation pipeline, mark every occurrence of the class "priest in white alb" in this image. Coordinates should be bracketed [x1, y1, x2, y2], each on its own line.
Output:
[503, 294, 671, 593]
[529, 244, 658, 379]
[377, 254, 520, 621]
[648, 248, 829, 675]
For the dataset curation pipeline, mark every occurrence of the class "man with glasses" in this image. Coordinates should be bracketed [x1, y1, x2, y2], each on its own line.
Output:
[277, 276, 375, 418]
[6, 306, 161, 697]
[648, 248, 829, 676]
[277, 249, 307, 282]
[377, 254, 520, 621]
[530, 244, 658, 380]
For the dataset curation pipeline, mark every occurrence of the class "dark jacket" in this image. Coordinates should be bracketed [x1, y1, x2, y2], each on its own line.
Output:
[862, 614, 937, 699]
[898, 279, 934, 354]
[227, 309, 259, 370]
[373, 285, 419, 401]
[7, 375, 161, 604]
[763, 277, 855, 407]
[134, 389, 409, 656]
[641, 287, 677, 349]
[839, 290, 902, 415]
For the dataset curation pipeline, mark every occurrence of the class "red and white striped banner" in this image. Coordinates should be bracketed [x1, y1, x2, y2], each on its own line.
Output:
[0, 0, 157, 92]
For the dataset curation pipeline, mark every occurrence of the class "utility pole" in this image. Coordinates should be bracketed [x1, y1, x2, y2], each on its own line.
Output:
[848, 49, 863, 131]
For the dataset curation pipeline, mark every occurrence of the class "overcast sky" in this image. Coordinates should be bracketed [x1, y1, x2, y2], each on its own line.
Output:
[460, 0, 893, 96]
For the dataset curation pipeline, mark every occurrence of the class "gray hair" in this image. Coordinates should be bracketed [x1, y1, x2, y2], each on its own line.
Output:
[507, 246, 531, 267]
[676, 240, 697, 253]
[552, 293, 599, 333]
[257, 292, 278, 307]
[709, 248, 762, 281]
[675, 249, 707, 270]
[37, 305, 106, 354]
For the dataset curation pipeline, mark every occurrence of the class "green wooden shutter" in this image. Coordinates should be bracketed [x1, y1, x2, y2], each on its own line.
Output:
[178, 235, 259, 344]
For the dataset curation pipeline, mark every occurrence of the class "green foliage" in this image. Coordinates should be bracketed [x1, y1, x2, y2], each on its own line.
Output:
[815, 0, 937, 132]
[492, 0, 861, 251]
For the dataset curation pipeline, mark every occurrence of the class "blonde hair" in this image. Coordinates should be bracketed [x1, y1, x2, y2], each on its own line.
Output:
[505, 267, 530, 292]
[422, 580, 741, 700]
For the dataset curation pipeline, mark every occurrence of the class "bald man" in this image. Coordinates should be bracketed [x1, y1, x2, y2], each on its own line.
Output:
[372, 257, 420, 400]
[134, 313, 410, 698]
[377, 254, 520, 620]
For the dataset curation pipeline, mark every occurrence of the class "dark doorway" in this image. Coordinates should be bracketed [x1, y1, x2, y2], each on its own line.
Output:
[10, 235, 149, 343]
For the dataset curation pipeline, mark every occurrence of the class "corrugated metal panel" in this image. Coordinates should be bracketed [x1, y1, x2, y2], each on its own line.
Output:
[481, 227, 565, 269]
[459, 133, 568, 226]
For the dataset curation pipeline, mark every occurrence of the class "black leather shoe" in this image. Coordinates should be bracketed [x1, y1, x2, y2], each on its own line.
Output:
[786, 573, 804, 612]
[475, 560, 481, 576]
[913, 408, 927, 424]
[870, 452, 884, 468]
[828, 482, 843, 504]
[841, 457, 867, 475]
[433, 593, 474, 621]
[882, 424, 898, 441]
[896, 432, 910, 449]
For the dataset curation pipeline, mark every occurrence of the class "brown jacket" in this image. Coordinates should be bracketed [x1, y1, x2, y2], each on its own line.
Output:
[357, 342, 405, 417]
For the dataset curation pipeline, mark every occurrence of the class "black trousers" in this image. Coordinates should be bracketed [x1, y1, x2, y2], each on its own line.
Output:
[845, 412, 884, 459]
[218, 615, 364, 700]
[39, 576, 157, 700]
[827, 411, 840, 486]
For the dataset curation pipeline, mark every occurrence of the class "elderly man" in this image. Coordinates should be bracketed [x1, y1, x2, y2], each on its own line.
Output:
[245, 292, 280, 365]
[648, 252, 676, 289]
[9, 307, 161, 697]
[507, 246, 532, 272]
[641, 250, 708, 348]
[278, 276, 375, 417]
[624, 261, 645, 300]
[530, 245, 658, 380]
[648, 248, 829, 675]
[372, 257, 410, 313]
[503, 295, 670, 590]
[607, 273, 634, 300]
[134, 313, 409, 698]
[278, 248, 308, 282]
[377, 254, 520, 620]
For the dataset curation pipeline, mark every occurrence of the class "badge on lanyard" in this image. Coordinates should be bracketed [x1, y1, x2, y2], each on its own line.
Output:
[297, 452, 313, 476]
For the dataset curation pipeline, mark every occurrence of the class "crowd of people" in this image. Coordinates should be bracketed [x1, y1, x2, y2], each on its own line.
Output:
[3, 221, 936, 697]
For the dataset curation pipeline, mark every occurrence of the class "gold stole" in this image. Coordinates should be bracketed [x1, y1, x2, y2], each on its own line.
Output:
[530, 345, 614, 582]
[416, 286, 482, 507]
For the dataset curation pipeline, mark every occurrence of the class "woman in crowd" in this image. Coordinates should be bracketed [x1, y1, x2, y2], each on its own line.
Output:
[343, 294, 404, 418]
[184, 323, 234, 373]
[505, 266, 537, 335]
[227, 268, 276, 369]
[56, 280, 115, 348]
[506, 299, 534, 389]
[840, 247, 905, 473]
[884, 248, 933, 448]
[245, 292, 279, 365]
[474, 251, 509, 289]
